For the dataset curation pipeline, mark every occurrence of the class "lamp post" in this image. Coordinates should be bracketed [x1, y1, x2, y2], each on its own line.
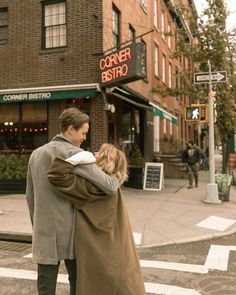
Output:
[204, 60, 221, 204]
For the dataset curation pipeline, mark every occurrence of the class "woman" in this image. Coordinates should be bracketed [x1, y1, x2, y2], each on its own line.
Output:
[47, 144, 145, 295]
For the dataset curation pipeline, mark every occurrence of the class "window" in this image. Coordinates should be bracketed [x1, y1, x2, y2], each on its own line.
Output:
[43, 1, 66, 49]
[129, 24, 135, 42]
[167, 22, 171, 48]
[168, 62, 172, 88]
[162, 53, 166, 83]
[161, 9, 165, 40]
[154, 43, 159, 77]
[0, 7, 8, 41]
[153, 0, 158, 28]
[112, 5, 120, 48]
[163, 118, 167, 134]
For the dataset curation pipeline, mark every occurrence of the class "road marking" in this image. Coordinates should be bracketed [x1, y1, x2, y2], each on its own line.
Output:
[0, 267, 201, 294]
[205, 245, 236, 271]
[133, 232, 142, 245]
[144, 282, 201, 295]
[196, 215, 236, 231]
[140, 260, 208, 274]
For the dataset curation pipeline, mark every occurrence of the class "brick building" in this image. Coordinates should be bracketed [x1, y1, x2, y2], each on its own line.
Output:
[0, 0, 196, 166]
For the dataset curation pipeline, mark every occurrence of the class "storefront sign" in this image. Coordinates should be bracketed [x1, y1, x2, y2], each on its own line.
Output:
[0, 89, 96, 103]
[99, 42, 146, 87]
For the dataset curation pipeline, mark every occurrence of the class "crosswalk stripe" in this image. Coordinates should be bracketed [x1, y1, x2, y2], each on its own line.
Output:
[0, 267, 201, 294]
[140, 259, 208, 274]
[144, 282, 201, 295]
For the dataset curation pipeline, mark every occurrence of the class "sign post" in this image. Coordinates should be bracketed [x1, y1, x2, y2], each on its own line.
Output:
[203, 61, 221, 204]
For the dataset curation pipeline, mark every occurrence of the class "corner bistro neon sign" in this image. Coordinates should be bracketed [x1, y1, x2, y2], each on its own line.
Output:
[99, 42, 146, 87]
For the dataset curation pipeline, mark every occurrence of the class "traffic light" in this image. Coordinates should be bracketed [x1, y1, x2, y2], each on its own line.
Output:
[185, 104, 208, 122]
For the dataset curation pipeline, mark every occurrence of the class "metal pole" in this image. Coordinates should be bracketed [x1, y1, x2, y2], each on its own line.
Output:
[208, 61, 215, 183]
[204, 60, 221, 204]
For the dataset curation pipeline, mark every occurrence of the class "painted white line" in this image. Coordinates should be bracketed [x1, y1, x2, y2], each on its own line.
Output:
[23, 253, 32, 258]
[205, 245, 236, 271]
[0, 267, 201, 294]
[133, 232, 142, 245]
[140, 260, 208, 274]
[144, 282, 201, 295]
[0, 267, 68, 283]
[196, 215, 236, 231]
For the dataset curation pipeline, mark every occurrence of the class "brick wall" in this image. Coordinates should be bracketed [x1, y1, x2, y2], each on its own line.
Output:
[0, 0, 103, 89]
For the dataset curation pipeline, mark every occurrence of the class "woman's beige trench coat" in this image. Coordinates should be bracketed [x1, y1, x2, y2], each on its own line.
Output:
[48, 158, 145, 295]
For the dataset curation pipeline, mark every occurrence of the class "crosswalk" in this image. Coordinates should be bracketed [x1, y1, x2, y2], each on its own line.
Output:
[2, 233, 236, 295]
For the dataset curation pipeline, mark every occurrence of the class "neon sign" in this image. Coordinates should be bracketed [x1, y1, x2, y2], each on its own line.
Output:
[99, 43, 146, 87]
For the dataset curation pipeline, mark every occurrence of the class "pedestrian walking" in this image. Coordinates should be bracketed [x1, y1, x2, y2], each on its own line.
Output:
[182, 140, 203, 188]
[47, 143, 146, 295]
[26, 108, 120, 295]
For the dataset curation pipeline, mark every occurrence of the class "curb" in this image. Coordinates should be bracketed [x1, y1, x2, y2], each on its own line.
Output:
[0, 232, 32, 243]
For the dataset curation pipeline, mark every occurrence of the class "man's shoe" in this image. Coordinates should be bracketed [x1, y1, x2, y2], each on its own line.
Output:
[187, 185, 193, 189]
[195, 184, 198, 187]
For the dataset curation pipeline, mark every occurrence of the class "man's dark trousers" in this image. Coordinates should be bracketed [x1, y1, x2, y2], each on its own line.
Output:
[37, 259, 76, 295]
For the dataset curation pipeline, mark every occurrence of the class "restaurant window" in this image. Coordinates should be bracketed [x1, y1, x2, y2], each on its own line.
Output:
[0, 7, 8, 41]
[120, 103, 143, 156]
[112, 5, 120, 49]
[0, 102, 48, 152]
[42, 1, 66, 49]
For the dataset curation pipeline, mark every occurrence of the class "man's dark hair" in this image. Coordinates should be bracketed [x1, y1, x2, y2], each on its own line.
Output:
[58, 107, 89, 132]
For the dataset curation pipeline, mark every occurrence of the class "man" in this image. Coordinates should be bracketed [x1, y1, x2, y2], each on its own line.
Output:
[182, 140, 203, 189]
[26, 107, 120, 295]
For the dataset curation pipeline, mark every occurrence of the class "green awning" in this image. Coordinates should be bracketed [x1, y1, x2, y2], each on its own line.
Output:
[150, 102, 178, 124]
[112, 86, 150, 107]
[0, 88, 97, 103]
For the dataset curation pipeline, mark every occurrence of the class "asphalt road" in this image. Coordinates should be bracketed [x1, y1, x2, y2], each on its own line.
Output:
[1, 233, 236, 295]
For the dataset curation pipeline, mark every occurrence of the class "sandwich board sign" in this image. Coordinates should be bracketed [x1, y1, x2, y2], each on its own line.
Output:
[143, 162, 164, 191]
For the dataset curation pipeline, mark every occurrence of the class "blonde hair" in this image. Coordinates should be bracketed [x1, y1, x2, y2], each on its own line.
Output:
[96, 144, 128, 181]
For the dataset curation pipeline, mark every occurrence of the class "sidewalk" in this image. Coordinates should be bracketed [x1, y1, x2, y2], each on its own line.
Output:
[0, 169, 236, 248]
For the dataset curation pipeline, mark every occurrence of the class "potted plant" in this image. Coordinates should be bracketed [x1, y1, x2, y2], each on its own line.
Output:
[124, 143, 145, 189]
[0, 153, 29, 193]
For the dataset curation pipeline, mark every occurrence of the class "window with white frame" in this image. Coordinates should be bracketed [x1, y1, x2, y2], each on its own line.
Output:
[167, 22, 171, 48]
[112, 5, 120, 48]
[161, 9, 165, 40]
[0, 7, 8, 41]
[153, 0, 158, 28]
[162, 53, 166, 83]
[43, 1, 66, 49]
[168, 62, 172, 88]
[154, 43, 159, 77]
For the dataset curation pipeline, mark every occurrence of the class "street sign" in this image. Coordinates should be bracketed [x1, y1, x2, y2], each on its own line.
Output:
[194, 71, 227, 84]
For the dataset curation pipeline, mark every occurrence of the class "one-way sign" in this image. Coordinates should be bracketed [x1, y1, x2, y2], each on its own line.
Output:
[194, 71, 227, 84]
